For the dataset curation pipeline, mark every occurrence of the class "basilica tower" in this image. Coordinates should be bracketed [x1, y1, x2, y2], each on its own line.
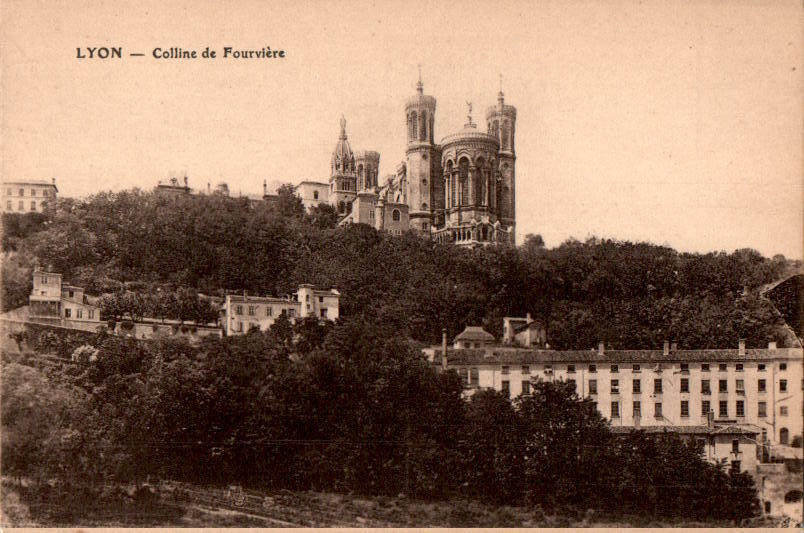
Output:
[485, 83, 517, 239]
[330, 116, 357, 215]
[405, 71, 442, 233]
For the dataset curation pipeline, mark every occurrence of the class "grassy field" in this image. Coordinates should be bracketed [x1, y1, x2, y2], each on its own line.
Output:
[2, 478, 775, 528]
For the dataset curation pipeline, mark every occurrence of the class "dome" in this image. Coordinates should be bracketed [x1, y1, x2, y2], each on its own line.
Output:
[440, 121, 499, 149]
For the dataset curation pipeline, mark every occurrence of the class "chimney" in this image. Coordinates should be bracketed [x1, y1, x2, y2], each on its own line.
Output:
[184, 175, 188, 187]
[263, 179, 267, 196]
[671, 341, 678, 352]
[51, 177, 56, 185]
[663, 340, 670, 356]
[768, 341, 777, 351]
[207, 182, 211, 194]
[441, 328, 448, 370]
[598, 341, 605, 356]
[526, 312, 532, 323]
[738, 339, 746, 356]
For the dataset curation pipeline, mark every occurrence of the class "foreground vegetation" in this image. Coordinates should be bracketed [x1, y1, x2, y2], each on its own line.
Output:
[3, 318, 759, 525]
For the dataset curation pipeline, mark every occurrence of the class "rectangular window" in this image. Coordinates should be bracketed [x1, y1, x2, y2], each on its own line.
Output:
[779, 363, 787, 371]
[501, 366, 509, 375]
[702, 400, 711, 416]
[89, 310, 94, 319]
[470, 368, 479, 386]
[567, 379, 576, 391]
[654, 378, 662, 394]
[654, 402, 662, 418]
[780, 379, 787, 392]
[719, 379, 728, 393]
[780, 406, 788, 416]
[758, 379, 766, 392]
[719, 363, 727, 372]
[758, 363, 766, 371]
[611, 364, 619, 373]
[458, 368, 468, 385]
[31, 189, 36, 196]
[18, 188, 24, 196]
[632, 364, 641, 373]
[319, 296, 324, 303]
[522, 365, 530, 374]
[501, 380, 510, 398]
[288, 309, 296, 318]
[320, 308, 328, 318]
[236, 321, 243, 332]
[5, 200, 10, 210]
[266, 307, 273, 316]
[30, 201, 36, 211]
[305, 294, 310, 302]
[77, 308, 83, 319]
[68, 290, 74, 298]
[719, 400, 728, 418]
[680, 378, 689, 393]
[736, 363, 744, 372]
[702, 379, 711, 394]
[6, 188, 11, 196]
[732, 439, 739, 453]
[589, 379, 597, 395]
[567, 364, 575, 373]
[248, 306, 255, 316]
[633, 401, 641, 418]
[758, 401, 767, 417]
[64, 308, 71, 318]
[633, 379, 641, 393]
[544, 365, 553, 374]
[522, 380, 531, 395]
[701, 363, 710, 372]
[736, 379, 744, 392]
[18, 201, 23, 210]
[588, 364, 596, 373]
[736, 400, 744, 417]
[680, 400, 689, 417]
[680, 363, 689, 373]
[235, 305, 243, 315]
[611, 401, 620, 418]
[611, 379, 619, 394]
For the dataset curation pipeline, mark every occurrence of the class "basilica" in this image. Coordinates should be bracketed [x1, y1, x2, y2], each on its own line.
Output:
[295, 75, 517, 246]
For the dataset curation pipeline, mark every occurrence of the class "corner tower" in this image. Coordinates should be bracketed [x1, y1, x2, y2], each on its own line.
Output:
[405, 69, 442, 233]
[330, 115, 357, 215]
[354, 150, 380, 191]
[485, 80, 517, 239]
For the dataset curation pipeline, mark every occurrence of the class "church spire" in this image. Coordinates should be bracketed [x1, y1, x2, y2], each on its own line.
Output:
[498, 73, 505, 105]
[416, 64, 423, 95]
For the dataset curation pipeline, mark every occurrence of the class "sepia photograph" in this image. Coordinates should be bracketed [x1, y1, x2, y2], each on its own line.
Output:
[1, 0, 802, 528]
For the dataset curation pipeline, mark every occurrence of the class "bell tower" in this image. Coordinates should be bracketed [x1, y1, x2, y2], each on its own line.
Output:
[486, 75, 517, 239]
[405, 67, 442, 234]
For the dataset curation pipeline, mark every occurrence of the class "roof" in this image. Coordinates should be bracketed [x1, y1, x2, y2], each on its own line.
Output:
[295, 181, 328, 188]
[610, 425, 759, 436]
[513, 321, 541, 334]
[226, 294, 295, 304]
[440, 122, 499, 148]
[454, 326, 495, 343]
[445, 346, 803, 365]
[3, 179, 58, 192]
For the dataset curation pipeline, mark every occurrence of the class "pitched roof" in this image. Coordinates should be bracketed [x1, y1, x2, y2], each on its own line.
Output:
[454, 326, 495, 343]
[445, 346, 803, 365]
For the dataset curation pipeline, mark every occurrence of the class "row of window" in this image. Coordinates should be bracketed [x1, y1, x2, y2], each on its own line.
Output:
[6, 200, 39, 211]
[64, 308, 95, 319]
[584, 377, 790, 395]
[501, 362, 788, 374]
[5, 188, 51, 197]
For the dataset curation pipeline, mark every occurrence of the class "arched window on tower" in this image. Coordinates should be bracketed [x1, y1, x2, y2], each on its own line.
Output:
[357, 165, 364, 189]
[338, 201, 345, 213]
[410, 111, 418, 140]
[491, 120, 499, 139]
[459, 158, 470, 206]
[420, 111, 427, 141]
[446, 160, 454, 208]
[392, 209, 401, 221]
[501, 121, 510, 150]
[476, 157, 485, 205]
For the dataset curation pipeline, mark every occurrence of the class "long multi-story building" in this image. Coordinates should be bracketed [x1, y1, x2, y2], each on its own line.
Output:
[2, 178, 58, 213]
[426, 326, 803, 452]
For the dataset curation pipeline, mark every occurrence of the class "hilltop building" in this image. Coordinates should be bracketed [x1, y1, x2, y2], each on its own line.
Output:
[2, 178, 58, 213]
[297, 74, 518, 245]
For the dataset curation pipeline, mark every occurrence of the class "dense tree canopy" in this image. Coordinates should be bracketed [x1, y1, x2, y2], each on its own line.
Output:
[2, 189, 798, 348]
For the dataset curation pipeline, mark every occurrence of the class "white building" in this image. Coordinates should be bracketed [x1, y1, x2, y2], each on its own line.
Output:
[223, 285, 340, 336]
[2, 178, 58, 213]
[28, 269, 102, 330]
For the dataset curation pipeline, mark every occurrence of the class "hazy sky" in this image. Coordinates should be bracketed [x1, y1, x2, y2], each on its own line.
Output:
[2, 0, 802, 258]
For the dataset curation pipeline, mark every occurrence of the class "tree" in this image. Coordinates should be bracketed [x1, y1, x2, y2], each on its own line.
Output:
[274, 184, 305, 219]
[306, 203, 339, 229]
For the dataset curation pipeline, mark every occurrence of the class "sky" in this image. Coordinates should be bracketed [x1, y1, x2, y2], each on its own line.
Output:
[2, 0, 802, 258]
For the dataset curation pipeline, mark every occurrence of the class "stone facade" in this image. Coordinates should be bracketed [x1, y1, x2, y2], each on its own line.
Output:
[2, 178, 58, 213]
